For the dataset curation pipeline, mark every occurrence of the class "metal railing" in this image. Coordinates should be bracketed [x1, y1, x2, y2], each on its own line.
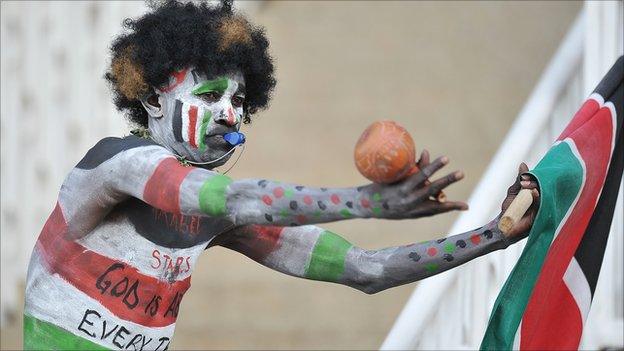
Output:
[381, 2, 623, 349]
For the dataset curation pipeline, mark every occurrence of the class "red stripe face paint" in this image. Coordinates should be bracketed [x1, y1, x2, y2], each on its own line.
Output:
[227, 107, 236, 126]
[188, 105, 198, 148]
[160, 69, 188, 93]
[150, 68, 246, 165]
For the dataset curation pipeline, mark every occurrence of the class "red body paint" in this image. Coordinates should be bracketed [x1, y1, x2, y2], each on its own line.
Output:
[37, 203, 190, 328]
[262, 195, 273, 206]
[303, 196, 313, 206]
[188, 105, 198, 148]
[160, 69, 188, 93]
[273, 187, 285, 198]
[426, 247, 438, 257]
[143, 158, 194, 214]
[330, 194, 341, 205]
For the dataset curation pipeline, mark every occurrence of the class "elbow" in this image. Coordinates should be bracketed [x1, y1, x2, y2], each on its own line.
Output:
[348, 255, 388, 295]
[357, 284, 385, 295]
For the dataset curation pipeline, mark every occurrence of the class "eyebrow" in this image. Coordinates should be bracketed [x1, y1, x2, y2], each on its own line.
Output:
[191, 77, 229, 95]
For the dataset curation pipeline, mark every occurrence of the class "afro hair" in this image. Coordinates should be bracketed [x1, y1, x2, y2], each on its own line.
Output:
[105, 0, 276, 127]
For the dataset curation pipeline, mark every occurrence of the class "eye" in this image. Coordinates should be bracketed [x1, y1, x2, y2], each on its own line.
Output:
[200, 91, 221, 103]
[231, 95, 245, 108]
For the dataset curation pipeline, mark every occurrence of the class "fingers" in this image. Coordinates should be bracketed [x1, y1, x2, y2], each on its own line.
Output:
[518, 162, 529, 174]
[417, 149, 430, 169]
[411, 200, 468, 217]
[425, 171, 464, 196]
[406, 156, 449, 188]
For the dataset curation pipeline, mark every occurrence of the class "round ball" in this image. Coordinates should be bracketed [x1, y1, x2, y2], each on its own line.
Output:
[354, 120, 416, 184]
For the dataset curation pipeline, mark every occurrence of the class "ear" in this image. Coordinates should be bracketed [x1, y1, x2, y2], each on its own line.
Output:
[140, 92, 163, 118]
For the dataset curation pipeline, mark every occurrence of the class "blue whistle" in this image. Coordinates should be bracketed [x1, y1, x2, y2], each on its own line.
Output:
[223, 132, 246, 146]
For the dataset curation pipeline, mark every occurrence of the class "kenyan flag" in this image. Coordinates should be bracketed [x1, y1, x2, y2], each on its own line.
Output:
[481, 56, 623, 350]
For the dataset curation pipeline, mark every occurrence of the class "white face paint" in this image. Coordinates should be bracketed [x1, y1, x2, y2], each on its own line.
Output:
[141, 68, 246, 167]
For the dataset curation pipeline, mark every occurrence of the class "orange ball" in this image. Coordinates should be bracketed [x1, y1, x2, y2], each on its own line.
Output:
[354, 120, 417, 184]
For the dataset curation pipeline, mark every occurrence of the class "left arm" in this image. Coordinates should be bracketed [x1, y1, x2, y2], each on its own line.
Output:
[211, 163, 539, 294]
[212, 220, 516, 294]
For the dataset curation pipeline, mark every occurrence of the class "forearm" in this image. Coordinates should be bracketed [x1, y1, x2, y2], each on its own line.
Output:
[345, 219, 513, 293]
[219, 219, 515, 294]
[225, 179, 382, 226]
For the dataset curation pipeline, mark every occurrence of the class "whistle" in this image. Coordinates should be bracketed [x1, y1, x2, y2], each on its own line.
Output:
[223, 132, 246, 146]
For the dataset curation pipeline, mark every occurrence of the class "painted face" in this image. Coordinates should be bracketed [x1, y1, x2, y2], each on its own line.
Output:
[143, 68, 246, 167]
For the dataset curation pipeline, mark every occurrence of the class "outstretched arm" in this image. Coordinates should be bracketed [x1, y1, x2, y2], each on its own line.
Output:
[211, 164, 539, 293]
[212, 221, 512, 294]
[62, 136, 466, 237]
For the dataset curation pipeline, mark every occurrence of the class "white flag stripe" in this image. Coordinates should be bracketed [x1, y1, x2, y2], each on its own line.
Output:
[512, 320, 521, 350]
[563, 257, 592, 326]
[24, 248, 176, 349]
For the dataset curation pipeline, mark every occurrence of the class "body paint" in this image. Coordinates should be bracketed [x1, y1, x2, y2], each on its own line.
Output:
[191, 77, 229, 96]
[197, 111, 211, 152]
[304, 230, 353, 282]
[187, 105, 198, 148]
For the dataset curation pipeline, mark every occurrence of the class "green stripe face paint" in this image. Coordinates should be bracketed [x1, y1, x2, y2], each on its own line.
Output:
[304, 230, 353, 282]
[199, 174, 233, 216]
[197, 110, 212, 152]
[24, 315, 107, 351]
[191, 77, 229, 96]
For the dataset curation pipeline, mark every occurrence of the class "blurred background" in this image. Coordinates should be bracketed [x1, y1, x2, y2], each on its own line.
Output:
[2, 1, 620, 350]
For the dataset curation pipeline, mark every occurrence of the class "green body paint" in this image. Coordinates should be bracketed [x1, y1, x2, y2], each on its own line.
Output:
[279, 208, 289, 218]
[444, 242, 455, 254]
[197, 111, 212, 152]
[373, 193, 382, 202]
[199, 174, 233, 216]
[191, 77, 229, 95]
[24, 315, 107, 351]
[425, 263, 439, 273]
[340, 209, 352, 218]
[304, 230, 353, 282]
[284, 189, 294, 198]
[372, 207, 382, 216]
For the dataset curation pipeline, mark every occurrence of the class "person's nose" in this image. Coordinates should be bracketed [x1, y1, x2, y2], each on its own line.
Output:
[213, 105, 238, 127]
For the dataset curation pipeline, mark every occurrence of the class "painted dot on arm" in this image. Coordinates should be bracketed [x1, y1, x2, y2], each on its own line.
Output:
[444, 242, 455, 253]
[426, 247, 438, 257]
[425, 263, 439, 273]
[470, 234, 481, 245]
[273, 187, 285, 198]
[339, 209, 352, 218]
[303, 195, 313, 205]
[330, 194, 341, 205]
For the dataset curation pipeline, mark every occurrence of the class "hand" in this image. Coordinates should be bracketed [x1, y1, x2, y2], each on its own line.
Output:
[499, 162, 540, 238]
[363, 149, 468, 219]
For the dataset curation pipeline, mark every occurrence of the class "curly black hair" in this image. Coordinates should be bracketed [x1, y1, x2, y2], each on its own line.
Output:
[105, 0, 276, 127]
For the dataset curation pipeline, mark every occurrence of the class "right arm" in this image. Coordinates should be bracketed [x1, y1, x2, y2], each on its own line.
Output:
[60, 137, 465, 238]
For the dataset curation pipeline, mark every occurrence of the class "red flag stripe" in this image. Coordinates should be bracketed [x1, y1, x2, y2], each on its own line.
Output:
[557, 95, 602, 141]
[37, 203, 190, 328]
[520, 103, 615, 346]
[143, 157, 194, 214]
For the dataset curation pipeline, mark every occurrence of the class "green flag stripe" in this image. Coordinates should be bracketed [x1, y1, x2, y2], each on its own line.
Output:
[304, 230, 353, 282]
[481, 141, 585, 350]
[24, 314, 108, 350]
[199, 174, 233, 216]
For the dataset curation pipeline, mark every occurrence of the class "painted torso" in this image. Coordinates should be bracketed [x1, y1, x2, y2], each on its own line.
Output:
[24, 137, 234, 350]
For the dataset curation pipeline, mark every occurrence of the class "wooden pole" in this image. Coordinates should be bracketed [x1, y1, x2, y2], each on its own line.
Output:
[498, 188, 533, 235]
